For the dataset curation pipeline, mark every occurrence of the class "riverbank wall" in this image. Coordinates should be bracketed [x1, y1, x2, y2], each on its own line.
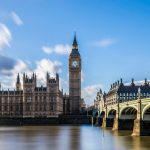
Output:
[0, 115, 93, 126]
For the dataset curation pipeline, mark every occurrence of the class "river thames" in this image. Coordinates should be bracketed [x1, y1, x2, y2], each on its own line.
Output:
[0, 126, 150, 150]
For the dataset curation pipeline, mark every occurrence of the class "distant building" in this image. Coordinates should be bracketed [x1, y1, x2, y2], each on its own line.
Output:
[94, 78, 150, 115]
[106, 78, 150, 105]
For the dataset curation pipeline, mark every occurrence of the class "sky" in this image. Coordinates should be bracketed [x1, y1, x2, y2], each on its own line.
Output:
[0, 0, 150, 105]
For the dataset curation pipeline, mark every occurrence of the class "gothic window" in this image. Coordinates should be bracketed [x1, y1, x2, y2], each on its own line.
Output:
[44, 105, 46, 111]
[30, 105, 32, 111]
[10, 106, 13, 111]
[50, 105, 53, 111]
[16, 105, 19, 111]
[35, 96, 37, 101]
[27, 96, 32, 103]
[35, 105, 38, 111]
[4, 106, 7, 111]
[26, 105, 30, 111]
[44, 96, 46, 101]
[39, 105, 42, 111]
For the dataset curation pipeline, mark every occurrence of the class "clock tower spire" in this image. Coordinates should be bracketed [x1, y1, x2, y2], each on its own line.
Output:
[69, 33, 81, 114]
[72, 32, 78, 49]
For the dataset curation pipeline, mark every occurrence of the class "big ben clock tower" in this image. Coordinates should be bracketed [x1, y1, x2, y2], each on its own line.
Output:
[69, 34, 81, 114]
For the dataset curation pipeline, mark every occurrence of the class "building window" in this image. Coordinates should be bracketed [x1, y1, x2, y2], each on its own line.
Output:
[39, 105, 42, 111]
[16, 105, 19, 111]
[44, 105, 46, 111]
[27, 96, 32, 103]
[50, 105, 53, 111]
[4, 106, 7, 111]
[35, 96, 37, 101]
[10, 106, 13, 111]
[35, 106, 38, 111]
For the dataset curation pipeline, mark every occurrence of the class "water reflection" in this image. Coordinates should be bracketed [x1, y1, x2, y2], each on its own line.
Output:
[0, 126, 149, 150]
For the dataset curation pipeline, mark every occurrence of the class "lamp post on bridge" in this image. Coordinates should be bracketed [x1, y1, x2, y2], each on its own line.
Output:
[132, 87, 142, 136]
[137, 87, 142, 120]
[112, 92, 119, 130]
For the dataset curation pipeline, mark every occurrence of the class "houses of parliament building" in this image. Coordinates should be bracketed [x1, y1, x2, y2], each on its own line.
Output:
[0, 34, 83, 118]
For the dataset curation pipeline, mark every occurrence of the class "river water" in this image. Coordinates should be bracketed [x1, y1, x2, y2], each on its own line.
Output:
[0, 126, 149, 150]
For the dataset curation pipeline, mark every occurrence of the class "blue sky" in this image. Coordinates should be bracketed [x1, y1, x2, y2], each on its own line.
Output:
[0, 0, 150, 104]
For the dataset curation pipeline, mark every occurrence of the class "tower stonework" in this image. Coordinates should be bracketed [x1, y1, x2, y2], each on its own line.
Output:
[69, 34, 81, 114]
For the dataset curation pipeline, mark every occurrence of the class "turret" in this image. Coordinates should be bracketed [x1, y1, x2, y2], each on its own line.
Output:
[56, 73, 59, 83]
[23, 73, 36, 92]
[16, 73, 21, 91]
[131, 78, 135, 86]
[120, 78, 124, 86]
[46, 72, 59, 93]
[144, 78, 148, 86]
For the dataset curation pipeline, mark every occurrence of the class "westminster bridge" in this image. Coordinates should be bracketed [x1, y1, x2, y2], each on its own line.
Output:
[96, 97, 150, 136]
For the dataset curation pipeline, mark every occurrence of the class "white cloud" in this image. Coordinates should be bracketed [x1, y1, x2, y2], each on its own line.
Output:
[34, 59, 62, 86]
[11, 11, 23, 26]
[0, 23, 12, 50]
[94, 38, 117, 48]
[0, 59, 31, 89]
[0, 58, 63, 89]
[82, 84, 102, 105]
[42, 44, 71, 55]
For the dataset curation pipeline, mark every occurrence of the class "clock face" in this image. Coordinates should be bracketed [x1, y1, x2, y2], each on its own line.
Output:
[72, 60, 79, 68]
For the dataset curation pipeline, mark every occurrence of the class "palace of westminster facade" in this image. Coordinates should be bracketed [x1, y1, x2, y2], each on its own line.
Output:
[0, 35, 84, 118]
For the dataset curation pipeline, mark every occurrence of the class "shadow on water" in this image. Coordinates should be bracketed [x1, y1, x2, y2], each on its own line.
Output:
[0, 126, 150, 150]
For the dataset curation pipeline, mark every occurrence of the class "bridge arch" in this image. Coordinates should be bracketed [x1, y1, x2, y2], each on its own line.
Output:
[120, 106, 137, 119]
[142, 104, 150, 121]
[108, 109, 116, 118]
[100, 111, 105, 118]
